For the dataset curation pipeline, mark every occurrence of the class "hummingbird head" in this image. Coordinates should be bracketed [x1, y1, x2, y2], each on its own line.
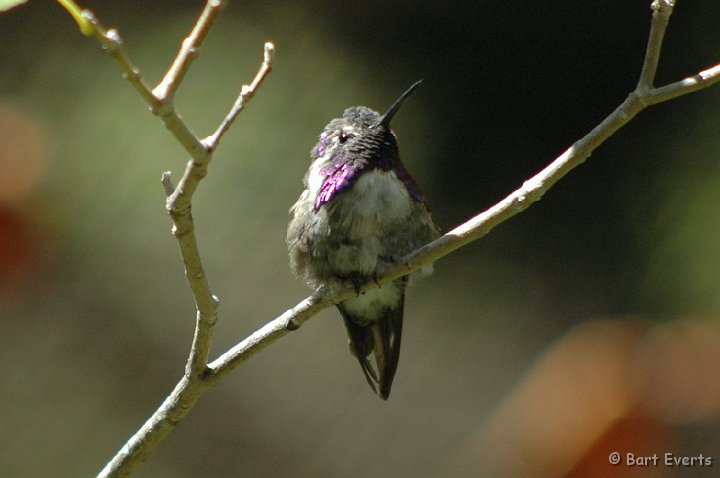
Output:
[310, 80, 424, 211]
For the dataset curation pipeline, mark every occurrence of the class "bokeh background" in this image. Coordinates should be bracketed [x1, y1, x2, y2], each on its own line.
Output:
[1, 1, 720, 477]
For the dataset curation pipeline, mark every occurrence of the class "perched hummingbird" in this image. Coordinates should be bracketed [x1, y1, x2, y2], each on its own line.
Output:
[287, 80, 439, 400]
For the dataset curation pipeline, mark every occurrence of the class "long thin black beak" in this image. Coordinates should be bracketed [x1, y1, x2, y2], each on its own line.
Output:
[372, 80, 422, 129]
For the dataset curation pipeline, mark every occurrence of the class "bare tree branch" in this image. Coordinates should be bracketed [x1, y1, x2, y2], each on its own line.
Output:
[637, 0, 675, 90]
[153, 0, 225, 101]
[647, 62, 720, 103]
[204, 42, 275, 151]
[80, 10, 206, 158]
[69, 1, 274, 476]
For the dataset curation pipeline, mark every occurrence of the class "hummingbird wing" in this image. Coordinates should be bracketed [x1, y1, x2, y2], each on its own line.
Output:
[337, 276, 407, 400]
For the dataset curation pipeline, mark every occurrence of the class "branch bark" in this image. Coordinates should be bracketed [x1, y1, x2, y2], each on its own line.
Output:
[77, 0, 720, 476]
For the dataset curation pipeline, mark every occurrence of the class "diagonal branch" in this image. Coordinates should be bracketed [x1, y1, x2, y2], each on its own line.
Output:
[79, 11, 157, 109]
[153, 0, 225, 101]
[80, 10, 206, 159]
[204, 42, 275, 151]
[646, 62, 720, 103]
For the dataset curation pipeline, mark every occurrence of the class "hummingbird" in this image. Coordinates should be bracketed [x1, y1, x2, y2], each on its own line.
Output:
[286, 80, 439, 400]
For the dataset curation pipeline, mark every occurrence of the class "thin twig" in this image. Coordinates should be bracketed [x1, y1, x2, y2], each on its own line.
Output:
[646, 62, 720, 103]
[204, 42, 275, 151]
[81, 11, 158, 108]
[80, 10, 206, 160]
[153, 0, 225, 101]
[637, 0, 675, 90]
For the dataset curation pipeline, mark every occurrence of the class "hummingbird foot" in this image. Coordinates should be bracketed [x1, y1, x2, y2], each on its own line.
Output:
[341, 272, 384, 296]
[340, 272, 366, 297]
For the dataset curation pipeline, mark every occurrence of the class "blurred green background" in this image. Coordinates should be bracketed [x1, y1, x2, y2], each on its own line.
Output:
[1, 1, 719, 477]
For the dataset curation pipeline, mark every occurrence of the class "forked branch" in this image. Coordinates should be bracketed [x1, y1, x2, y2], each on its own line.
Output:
[57, 1, 276, 476]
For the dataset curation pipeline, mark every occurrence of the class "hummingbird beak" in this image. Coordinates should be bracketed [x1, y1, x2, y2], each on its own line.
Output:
[372, 79, 422, 129]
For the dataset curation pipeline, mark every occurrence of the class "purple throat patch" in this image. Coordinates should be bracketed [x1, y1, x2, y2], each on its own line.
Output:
[314, 161, 358, 211]
[313, 161, 425, 211]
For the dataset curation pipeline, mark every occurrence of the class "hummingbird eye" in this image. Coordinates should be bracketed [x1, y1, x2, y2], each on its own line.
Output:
[338, 132, 351, 144]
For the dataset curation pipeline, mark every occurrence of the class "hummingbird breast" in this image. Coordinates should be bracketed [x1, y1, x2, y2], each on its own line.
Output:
[335, 168, 417, 225]
[315, 168, 417, 278]
[287, 162, 437, 291]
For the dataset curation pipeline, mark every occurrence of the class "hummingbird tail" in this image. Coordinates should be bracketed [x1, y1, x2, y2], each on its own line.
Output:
[338, 277, 406, 400]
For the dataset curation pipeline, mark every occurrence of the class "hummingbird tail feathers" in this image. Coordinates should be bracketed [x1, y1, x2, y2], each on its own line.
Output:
[338, 277, 406, 400]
